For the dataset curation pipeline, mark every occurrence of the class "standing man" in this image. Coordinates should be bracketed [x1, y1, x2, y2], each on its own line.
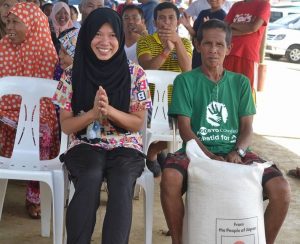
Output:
[138, 0, 158, 34]
[160, 19, 291, 244]
[137, 2, 192, 177]
[223, 0, 270, 98]
[79, 0, 104, 23]
[122, 5, 148, 64]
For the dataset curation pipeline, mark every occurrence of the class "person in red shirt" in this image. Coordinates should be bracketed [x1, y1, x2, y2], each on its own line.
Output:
[223, 0, 270, 99]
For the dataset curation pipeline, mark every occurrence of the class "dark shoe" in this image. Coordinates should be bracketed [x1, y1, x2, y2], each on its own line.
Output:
[157, 151, 167, 169]
[287, 167, 300, 179]
[146, 159, 161, 177]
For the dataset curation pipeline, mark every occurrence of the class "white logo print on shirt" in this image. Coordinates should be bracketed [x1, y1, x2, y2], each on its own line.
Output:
[206, 101, 228, 127]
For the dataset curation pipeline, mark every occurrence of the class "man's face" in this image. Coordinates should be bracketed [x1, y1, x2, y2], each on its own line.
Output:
[122, 9, 144, 34]
[196, 28, 231, 69]
[80, 0, 103, 22]
[154, 8, 178, 32]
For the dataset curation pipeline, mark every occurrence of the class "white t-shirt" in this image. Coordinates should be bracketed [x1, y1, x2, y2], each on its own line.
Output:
[186, 0, 233, 19]
[125, 42, 139, 64]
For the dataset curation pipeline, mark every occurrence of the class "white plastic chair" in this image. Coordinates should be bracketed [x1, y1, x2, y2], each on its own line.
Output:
[0, 76, 67, 244]
[144, 70, 182, 153]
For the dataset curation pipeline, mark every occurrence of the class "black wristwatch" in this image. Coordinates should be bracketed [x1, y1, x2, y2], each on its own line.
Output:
[235, 147, 246, 158]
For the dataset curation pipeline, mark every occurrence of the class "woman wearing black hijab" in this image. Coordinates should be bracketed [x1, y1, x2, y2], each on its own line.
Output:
[53, 8, 152, 244]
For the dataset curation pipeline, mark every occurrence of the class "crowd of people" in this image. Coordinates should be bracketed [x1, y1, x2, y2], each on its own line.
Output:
[0, 0, 295, 243]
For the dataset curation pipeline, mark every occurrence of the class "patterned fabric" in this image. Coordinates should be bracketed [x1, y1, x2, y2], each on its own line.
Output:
[58, 28, 79, 58]
[53, 61, 152, 153]
[49, 1, 74, 38]
[0, 2, 58, 78]
[136, 32, 192, 72]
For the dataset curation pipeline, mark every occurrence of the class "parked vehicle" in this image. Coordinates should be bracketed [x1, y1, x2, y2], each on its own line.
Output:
[270, 5, 300, 22]
[266, 24, 300, 63]
[269, 13, 300, 30]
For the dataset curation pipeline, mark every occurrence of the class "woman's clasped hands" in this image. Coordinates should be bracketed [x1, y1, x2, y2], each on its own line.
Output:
[93, 86, 109, 120]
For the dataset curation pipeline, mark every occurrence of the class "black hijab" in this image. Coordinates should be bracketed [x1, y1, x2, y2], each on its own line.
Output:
[71, 8, 131, 133]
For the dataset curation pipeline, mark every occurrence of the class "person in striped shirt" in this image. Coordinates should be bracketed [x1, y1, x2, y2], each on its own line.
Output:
[137, 2, 192, 177]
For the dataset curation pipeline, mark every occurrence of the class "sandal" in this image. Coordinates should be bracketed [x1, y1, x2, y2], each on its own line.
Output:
[26, 200, 41, 219]
[287, 167, 300, 179]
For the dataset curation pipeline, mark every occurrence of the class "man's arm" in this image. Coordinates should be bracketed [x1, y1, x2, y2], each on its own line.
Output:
[173, 38, 192, 72]
[178, 115, 225, 161]
[138, 48, 173, 70]
[138, 33, 191, 71]
[230, 17, 265, 36]
[225, 115, 254, 163]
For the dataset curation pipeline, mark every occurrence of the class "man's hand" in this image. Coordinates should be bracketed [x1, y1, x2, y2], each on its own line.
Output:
[211, 154, 225, 161]
[165, 40, 175, 52]
[180, 11, 191, 29]
[203, 16, 210, 22]
[158, 26, 180, 46]
[225, 151, 243, 164]
[129, 23, 147, 36]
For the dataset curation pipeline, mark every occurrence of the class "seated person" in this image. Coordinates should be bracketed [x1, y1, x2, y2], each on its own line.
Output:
[53, 8, 152, 243]
[122, 4, 148, 64]
[137, 2, 192, 177]
[160, 19, 291, 244]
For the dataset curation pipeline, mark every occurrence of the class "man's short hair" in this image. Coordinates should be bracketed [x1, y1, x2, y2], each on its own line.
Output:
[122, 4, 144, 19]
[80, 0, 104, 7]
[196, 19, 232, 47]
[154, 2, 180, 20]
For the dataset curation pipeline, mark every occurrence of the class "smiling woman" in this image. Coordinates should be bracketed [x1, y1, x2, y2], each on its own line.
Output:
[49, 1, 73, 38]
[52, 8, 152, 244]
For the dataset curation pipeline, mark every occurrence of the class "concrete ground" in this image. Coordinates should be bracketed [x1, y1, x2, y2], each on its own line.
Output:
[0, 59, 300, 243]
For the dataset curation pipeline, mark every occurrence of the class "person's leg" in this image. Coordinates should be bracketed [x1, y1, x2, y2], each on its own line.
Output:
[263, 176, 291, 244]
[146, 141, 168, 177]
[102, 148, 144, 244]
[242, 152, 291, 244]
[161, 168, 185, 244]
[64, 144, 106, 244]
[160, 152, 189, 244]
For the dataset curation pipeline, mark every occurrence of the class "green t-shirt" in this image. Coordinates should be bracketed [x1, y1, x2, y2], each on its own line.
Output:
[169, 68, 256, 154]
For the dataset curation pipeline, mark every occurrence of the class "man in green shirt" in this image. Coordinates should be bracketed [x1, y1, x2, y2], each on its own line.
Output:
[160, 19, 291, 244]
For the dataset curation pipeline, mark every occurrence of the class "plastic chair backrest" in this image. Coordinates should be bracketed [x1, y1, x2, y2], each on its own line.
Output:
[144, 70, 180, 132]
[0, 76, 60, 167]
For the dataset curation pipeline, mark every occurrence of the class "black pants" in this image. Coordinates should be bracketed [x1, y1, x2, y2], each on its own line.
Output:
[64, 144, 145, 244]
